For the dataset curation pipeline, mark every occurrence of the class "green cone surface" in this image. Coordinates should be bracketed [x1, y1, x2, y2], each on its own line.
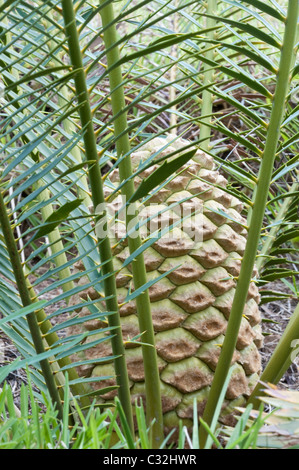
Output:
[68, 135, 263, 429]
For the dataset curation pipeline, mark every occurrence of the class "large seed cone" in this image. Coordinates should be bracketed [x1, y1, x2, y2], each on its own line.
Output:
[68, 135, 263, 431]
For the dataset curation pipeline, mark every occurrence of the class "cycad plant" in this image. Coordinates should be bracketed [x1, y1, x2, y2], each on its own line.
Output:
[0, 0, 298, 449]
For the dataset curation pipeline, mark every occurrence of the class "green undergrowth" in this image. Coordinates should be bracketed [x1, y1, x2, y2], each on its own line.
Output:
[1, 372, 297, 450]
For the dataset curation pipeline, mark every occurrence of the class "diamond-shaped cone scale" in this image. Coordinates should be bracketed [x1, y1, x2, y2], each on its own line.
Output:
[67, 135, 262, 436]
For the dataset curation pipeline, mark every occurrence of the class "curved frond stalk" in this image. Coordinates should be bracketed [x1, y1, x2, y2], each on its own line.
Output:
[36, 182, 75, 296]
[249, 302, 299, 407]
[169, 0, 179, 134]
[199, 0, 299, 448]
[256, 177, 299, 272]
[23, 274, 90, 408]
[199, 0, 218, 151]
[60, 0, 134, 433]
[0, 1, 89, 403]
[99, 0, 164, 448]
[46, 19, 92, 209]
[0, 190, 64, 420]
[0, 3, 75, 296]
[56, 88, 92, 207]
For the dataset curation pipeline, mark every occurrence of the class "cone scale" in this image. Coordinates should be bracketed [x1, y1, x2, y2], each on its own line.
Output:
[68, 136, 263, 431]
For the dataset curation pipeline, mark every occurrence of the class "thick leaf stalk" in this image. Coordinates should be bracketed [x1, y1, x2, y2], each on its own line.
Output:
[199, 0, 299, 447]
[249, 302, 299, 406]
[0, 191, 64, 420]
[99, 0, 164, 448]
[36, 182, 75, 296]
[0, 3, 75, 295]
[0, 7, 88, 402]
[199, 0, 217, 151]
[256, 179, 299, 272]
[60, 0, 134, 432]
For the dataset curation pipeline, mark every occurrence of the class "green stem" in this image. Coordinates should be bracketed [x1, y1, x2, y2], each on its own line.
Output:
[36, 182, 75, 296]
[24, 275, 90, 407]
[99, 0, 164, 448]
[256, 178, 299, 272]
[199, 0, 217, 151]
[169, 0, 179, 133]
[47, 16, 92, 207]
[0, 192, 64, 420]
[54, 63, 92, 207]
[199, 0, 299, 448]
[1, 6, 74, 296]
[60, 0, 134, 433]
[249, 302, 299, 407]
[0, 6, 87, 405]
[57, 88, 92, 207]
